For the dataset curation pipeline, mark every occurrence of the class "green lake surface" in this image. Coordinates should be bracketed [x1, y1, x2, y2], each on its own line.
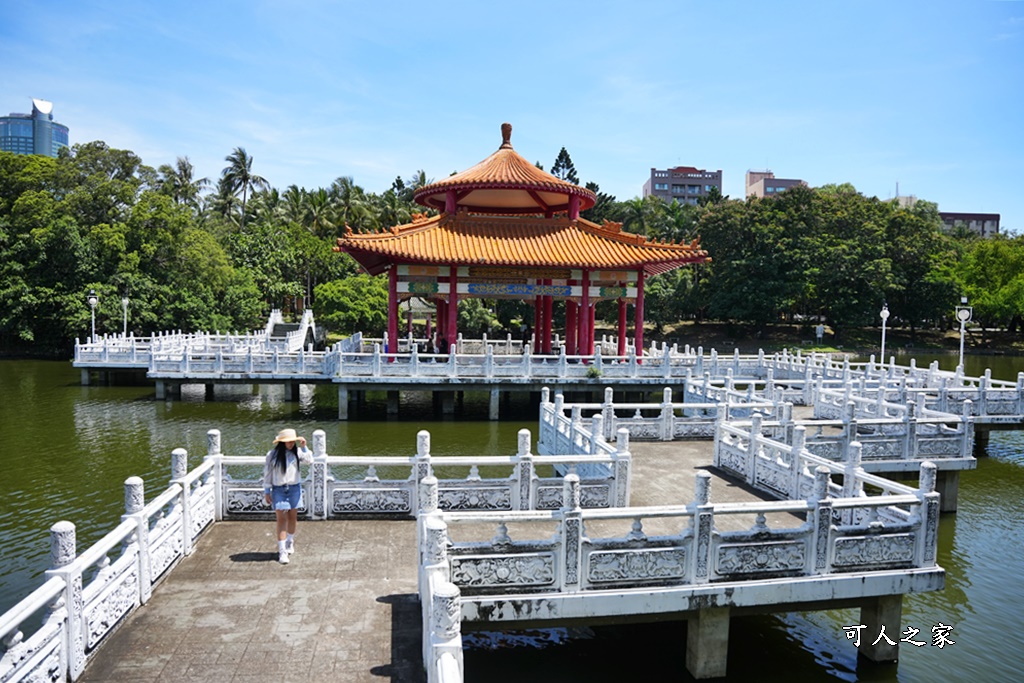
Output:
[1, 354, 1021, 682]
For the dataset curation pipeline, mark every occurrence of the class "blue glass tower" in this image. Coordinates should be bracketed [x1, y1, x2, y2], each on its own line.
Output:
[0, 99, 69, 157]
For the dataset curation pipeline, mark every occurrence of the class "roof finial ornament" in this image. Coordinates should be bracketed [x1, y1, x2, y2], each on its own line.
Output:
[500, 122, 513, 149]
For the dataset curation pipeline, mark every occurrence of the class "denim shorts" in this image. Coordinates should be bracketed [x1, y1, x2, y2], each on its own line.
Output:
[270, 484, 302, 510]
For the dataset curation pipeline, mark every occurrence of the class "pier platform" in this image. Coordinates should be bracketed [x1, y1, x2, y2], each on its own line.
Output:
[75, 439, 773, 682]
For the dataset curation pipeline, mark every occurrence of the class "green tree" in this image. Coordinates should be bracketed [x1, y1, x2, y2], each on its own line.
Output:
[314, 274, 388, 334]
[157, 156, 209, 211]
[221, 147, 269, 229]
[550, 147, 579, 185]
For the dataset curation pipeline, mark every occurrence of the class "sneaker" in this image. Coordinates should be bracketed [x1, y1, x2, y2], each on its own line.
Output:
[285, 539, 295, 554]
[278, 550, 290, 564]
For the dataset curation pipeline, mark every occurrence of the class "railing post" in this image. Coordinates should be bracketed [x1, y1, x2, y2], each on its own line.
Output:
[45, 520, 84, 680]
[615, 428, 631, 507]
[430, 582, 463, 681]
[961, 400, 974, 459]
[311, 429, 328, 520]
[171, 448, 192, 555]
[693, 484, 714, 584]
[416, 430, 433, 485]
[561, 474, 582, 590]
[660, 387, 673, 441]
[523, 346, 532, 378]
[372, 343, 381, 377]
[410, 343, 419, 376]
[485, 344, 494, 378]
[447, 346, 456, 378]
[790, 426, 806, 499]
[918, 462, 940, 567]
[810, 468, 834, 575]
[557, 345, 567, 377]
[602, 387, 615, 440]
[123, 476, 153, 605]
[662, 342, 671, 379]
[842, 442, 863, 524]
[516, 429, 533, 510]
[905, 401, 917, 460]
[591, 414, 605, 455]
[747, 413, 763, 484]
[205, 429, 224, 521]
[593, 346, 603, 375]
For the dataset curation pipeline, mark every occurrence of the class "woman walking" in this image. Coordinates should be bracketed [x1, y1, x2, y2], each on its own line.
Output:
[262, 428, 312, 564]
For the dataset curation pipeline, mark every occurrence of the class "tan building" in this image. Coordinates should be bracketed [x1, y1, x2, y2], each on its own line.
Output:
[642, 166, 722, 205]
[745, 169, 806, 198]
[939, 212, 1000, 238]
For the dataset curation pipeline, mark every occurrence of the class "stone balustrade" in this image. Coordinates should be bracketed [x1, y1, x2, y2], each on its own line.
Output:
[0, 460, 215, 682]
[201, 427, 630, 518]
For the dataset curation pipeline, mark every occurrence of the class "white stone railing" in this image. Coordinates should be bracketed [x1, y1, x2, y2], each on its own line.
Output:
[0, 453, 216, 683]
[420, 467, 939, 626]
[202, 427, 631, 518]
[758, 404, 974, 470]
[540, 386, 784, 443]
[149, 346, 331, 378]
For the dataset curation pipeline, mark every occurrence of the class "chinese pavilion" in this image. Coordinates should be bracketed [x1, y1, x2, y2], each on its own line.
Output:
[335, 123, 709, 356]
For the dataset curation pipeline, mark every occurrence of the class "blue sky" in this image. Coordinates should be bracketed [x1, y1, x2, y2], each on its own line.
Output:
[3, 1, 1022, 232]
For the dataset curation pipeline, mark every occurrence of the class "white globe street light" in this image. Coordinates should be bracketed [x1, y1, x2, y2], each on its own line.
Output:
[955, 296, 972, 370]
[879, 303, 890, 367]
[122, 297, 130, 337]
[87, 290, 98, 342]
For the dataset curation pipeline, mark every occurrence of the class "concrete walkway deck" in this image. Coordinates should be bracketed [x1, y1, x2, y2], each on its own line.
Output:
[77, 438, 784, 682]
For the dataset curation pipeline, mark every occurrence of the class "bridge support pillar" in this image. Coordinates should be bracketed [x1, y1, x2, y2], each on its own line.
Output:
[973, 429, 989, 456]
[286, 382, 300, 402]
[686, 606, 730, 679]
[489, 389, 500, 420]
[936, 471, 960, 513]
[338, 387, 349, 420]
[441, 392, 455, 416]
[205, 383, 215, 401]
[858, 594, 902, 663]
[387, 391, 400, 416]
[81, 369, 90, 386]
[155, 380, 166, 400]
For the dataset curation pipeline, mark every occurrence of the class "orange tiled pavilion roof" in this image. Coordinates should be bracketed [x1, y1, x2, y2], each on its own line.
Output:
[413, 123, 597, 215]
[336, 213, 709, 277]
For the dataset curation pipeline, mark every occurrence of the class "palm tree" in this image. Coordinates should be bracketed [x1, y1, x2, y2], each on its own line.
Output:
[330, 176, 370, 231]
[303, 188, 337, 237]
[281, 184, 306, 224]
[221, 147, 269, 228]
[157, 156, 209, 210]
[376, 189, 410, 228]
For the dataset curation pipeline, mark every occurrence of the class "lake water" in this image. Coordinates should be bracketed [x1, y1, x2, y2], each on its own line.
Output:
[0, 355, 1021, 682]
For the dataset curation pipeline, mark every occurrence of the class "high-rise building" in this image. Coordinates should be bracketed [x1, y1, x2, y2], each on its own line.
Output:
[745, 169, 806, 198]
[642, 166, 722, 205]
[0, 99, 69, 157]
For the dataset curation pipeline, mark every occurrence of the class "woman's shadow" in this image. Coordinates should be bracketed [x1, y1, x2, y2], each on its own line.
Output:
[229, 551, 279, 562]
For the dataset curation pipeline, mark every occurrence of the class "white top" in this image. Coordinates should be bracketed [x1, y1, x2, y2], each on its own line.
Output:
[262, 446, 313, 491]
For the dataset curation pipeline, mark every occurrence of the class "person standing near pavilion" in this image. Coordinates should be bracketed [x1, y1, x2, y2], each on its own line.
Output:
[262, 428, 312, 564]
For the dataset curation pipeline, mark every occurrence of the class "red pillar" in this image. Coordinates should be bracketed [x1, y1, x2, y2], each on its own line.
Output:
[589, 300, 596, 355]
[387, 266, 399, 358]
[542, 279, 553, 354]
[436, 300, 446, 349]
[447, 266, 459, 351]
[635, 270, 646, 357]
[566, 298, 578, 356]
[533, 290, 542, 353]
[617, 296, 627, 357]
[580, 270, 590, 356]
[569, 194, 580, 221]
[445, 190, 457, 214]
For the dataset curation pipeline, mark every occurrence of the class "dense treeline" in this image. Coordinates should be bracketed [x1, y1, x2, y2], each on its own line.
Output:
[1, 143, 1021, 354]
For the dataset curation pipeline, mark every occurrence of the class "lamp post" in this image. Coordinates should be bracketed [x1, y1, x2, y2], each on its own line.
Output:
[87, 290, 98, 342]
[955, 296, 972, 370]
[121, 297, 129, 337]
[879, 303, 889, 366]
